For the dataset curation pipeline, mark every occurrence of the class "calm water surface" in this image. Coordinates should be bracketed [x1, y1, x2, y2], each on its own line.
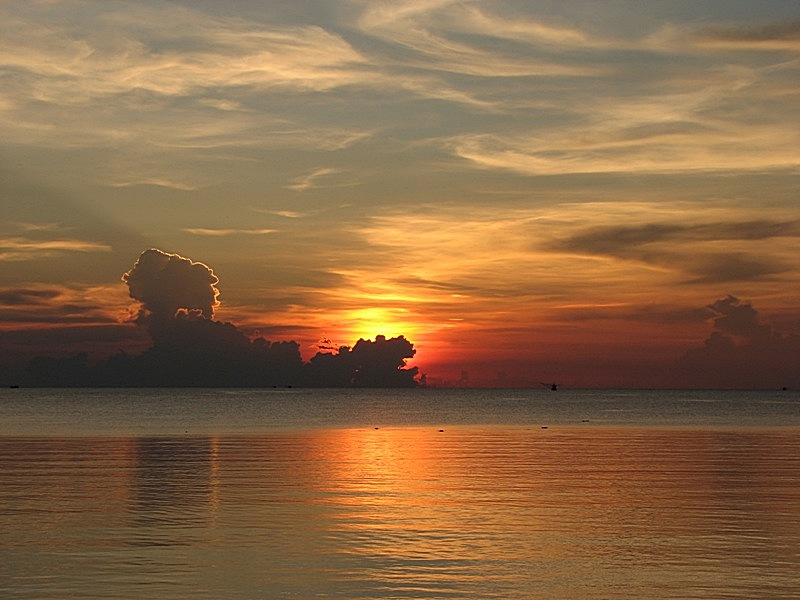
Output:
[1, 388, 799, 599]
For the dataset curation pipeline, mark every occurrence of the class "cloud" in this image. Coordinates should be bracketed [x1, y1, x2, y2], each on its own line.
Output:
[455, 6, 597, 48]
[286, 168, 345, 192]
[106, 178, 203, 192]
[355, 1, 603, 79]
[15, 249, 421, 387]
[677, 296, 800, 388]
[553, 219, 800, 254]
[0, 0, 379, 178]
[684, 254, 787, 284]
[0, 4, 368, 102]
[183, 228, 278, 236]
[303, 334, 418, 387]
[261, 210, 307, 219]
[697, 19, 800, 50]
[450, 116, 800, 175]
[113, 248, 421, 387]
[705, 295, 769, 340]
[0, 237, 112, 261]
[122, 249, 220, 323]
[0, 288, 60, 307]
[432, 16, 800, 176]
[550, 219, 800, 283]
[0, 284, 128, 327]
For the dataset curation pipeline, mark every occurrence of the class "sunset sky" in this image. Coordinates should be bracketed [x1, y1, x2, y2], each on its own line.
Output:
[2, 1, 799, 388]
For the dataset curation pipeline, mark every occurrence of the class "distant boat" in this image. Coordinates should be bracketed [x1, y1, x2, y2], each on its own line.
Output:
[9, 385, 19, 389]
[540, 382, 558, 391]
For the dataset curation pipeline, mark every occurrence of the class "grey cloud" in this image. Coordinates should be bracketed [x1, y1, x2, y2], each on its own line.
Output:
[551, 220, 798, 282]
[182, 228, 278, 236]
[0, 286, 119, 325]
[685, 253, 786, 284]
[393, 275, 482, 295]
[699, 19, 800, 43]
[16, 249, 421, 387]
[554, 223, 685, 258]
[554, 220, 800, 256]
[552, 304, 714, 325]
[0, 288, 60, 306]
[122, 248, 220, 323]
[677, 296, 800, 388]
[705, 295, 769, 339]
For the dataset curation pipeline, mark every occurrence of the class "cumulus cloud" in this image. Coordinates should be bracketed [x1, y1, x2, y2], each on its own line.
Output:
[14, 248, 421, 387]
[704, 296, 770, 341]
[122, 248, 220, 323]
[304, 334, 419, 387]
[677, 296, 800, 388]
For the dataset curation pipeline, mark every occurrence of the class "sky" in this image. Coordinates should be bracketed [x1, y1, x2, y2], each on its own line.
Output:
[1, 0, 799, 388]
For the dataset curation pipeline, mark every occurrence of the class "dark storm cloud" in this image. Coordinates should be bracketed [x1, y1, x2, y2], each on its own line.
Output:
[122, 248, 220, 322]
[704, 295, 769, 340]
[17, 249, 422, 387]
[304, 335, 418, 388]
[1, 323, 151, 385]
[677, 296, 800, 389]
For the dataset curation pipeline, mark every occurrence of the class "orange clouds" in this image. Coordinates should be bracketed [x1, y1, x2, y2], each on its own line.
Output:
[2, 2, 799, 387]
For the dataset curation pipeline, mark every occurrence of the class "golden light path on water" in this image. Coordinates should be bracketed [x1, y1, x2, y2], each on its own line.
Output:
[2, 424, 799, 598]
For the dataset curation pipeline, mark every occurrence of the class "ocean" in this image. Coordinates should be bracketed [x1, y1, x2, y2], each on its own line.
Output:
[1, 388, 798, 599]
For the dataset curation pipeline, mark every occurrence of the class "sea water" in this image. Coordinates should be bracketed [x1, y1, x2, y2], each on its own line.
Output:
[1, 388, 798, 598]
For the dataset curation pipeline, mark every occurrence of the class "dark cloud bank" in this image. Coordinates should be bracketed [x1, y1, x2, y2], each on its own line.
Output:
[11, 250, 798, 389]
[22, 249, 419, 387]
[676, 295, 799, 389]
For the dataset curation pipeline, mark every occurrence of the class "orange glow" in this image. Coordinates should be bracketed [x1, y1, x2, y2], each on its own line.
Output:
[339, 307, 418, 344]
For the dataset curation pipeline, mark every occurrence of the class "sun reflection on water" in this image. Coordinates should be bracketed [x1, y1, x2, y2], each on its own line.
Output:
[1, 425, 799, 598]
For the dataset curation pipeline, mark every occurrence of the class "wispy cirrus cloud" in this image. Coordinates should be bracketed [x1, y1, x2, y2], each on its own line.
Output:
[354, 4, 800, 176]
[183, 228, 278, 237]
[106, 177, 205, 192]
[0, 237, 112, 261]
[0, 5, 368, 103]
[355, 1, 605, 78]
[450, 98, 799, 175]
[285, 167, 359, 192]
[0, 0, 379, 172]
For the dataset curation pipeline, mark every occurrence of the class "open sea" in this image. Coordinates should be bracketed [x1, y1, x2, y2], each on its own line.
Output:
[1, 387, 798, 599]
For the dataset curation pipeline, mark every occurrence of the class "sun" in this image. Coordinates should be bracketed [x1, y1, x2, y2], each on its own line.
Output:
[342, 307, 416, 344]
[324, 306, 452, 375]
